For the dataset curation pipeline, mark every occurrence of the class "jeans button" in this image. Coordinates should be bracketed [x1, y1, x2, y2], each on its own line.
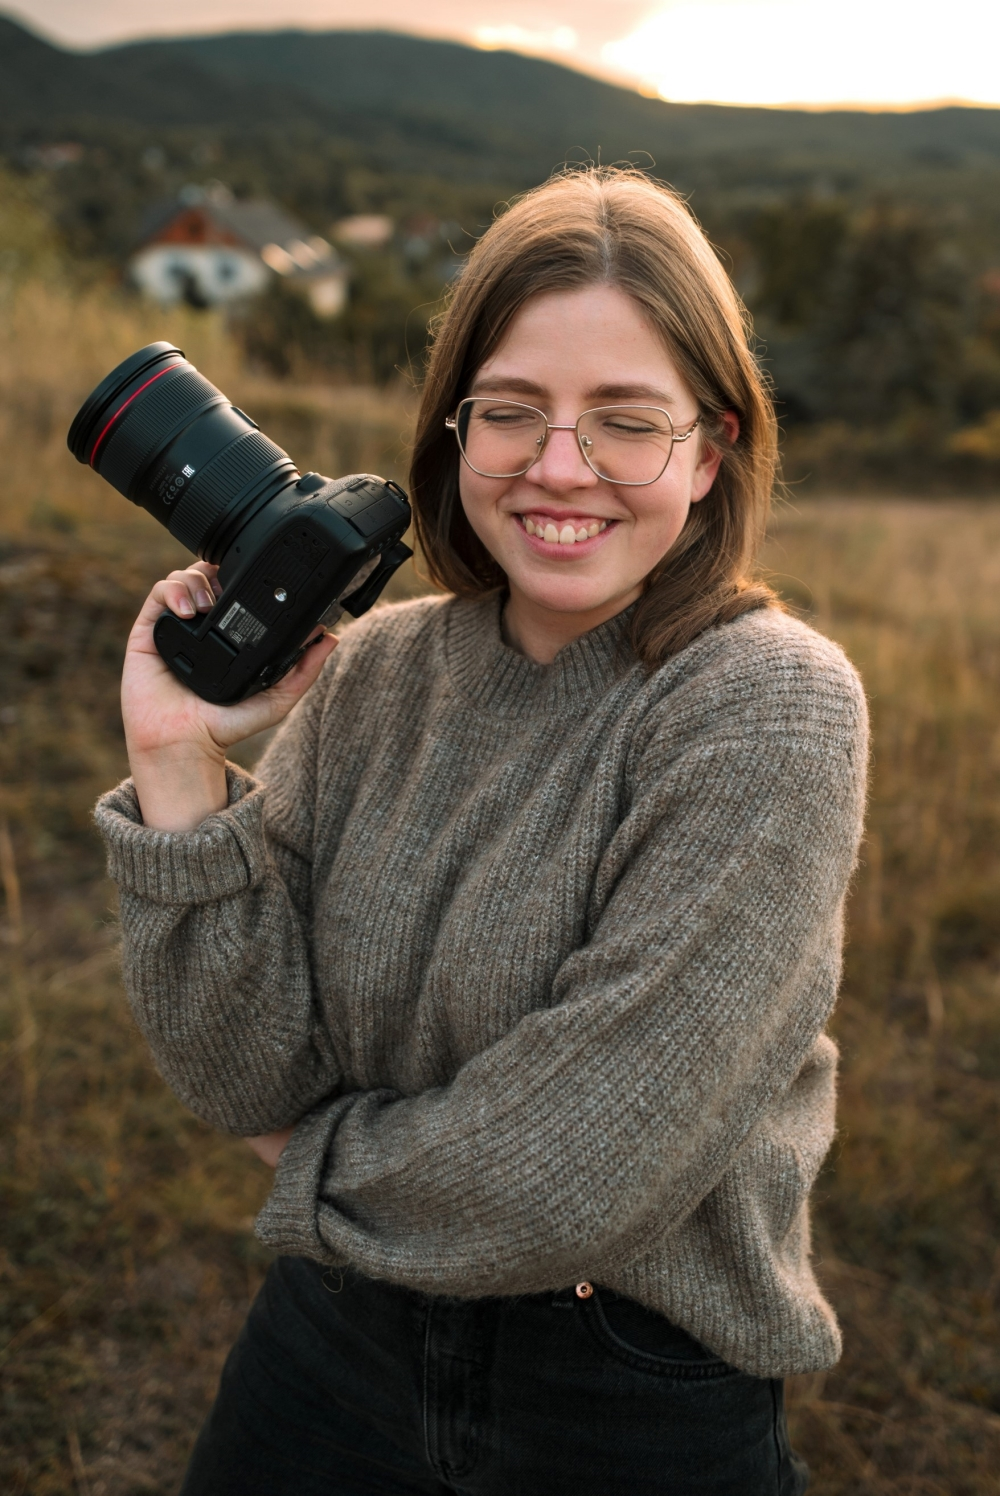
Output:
[575, 1281, 594, 1300]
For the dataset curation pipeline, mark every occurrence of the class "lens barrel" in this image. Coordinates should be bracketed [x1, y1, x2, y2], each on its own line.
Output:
[67, 343, 299, 562]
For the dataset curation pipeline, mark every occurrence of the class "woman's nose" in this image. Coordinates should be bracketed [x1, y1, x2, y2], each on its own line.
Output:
[526, 426, 598, 492]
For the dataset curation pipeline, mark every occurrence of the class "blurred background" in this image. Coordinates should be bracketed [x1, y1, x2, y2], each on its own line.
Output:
[2, 6, 1000, 1493]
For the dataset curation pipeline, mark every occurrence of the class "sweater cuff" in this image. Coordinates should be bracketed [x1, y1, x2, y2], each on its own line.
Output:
[254, 1096, 357, 1259]
[94, 764, 268, 905]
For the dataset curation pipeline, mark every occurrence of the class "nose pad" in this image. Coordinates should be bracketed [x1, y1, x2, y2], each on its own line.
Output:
[528, 426, 596, 487]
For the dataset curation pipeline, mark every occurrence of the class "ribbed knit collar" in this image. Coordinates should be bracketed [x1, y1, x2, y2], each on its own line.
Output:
[444, 592, 640, 717]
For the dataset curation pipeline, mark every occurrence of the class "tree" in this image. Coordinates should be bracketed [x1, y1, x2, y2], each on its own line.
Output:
[817, 204, 969, 426]
[747, 198, 848, 330]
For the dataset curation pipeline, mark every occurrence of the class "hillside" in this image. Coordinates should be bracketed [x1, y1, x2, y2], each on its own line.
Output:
[4, 14, 1000, 461]
[144, 29, 1000, 174]
[4, 15, 1000, 203]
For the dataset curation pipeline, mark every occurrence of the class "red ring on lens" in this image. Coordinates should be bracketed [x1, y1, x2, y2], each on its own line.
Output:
[88, 365, 176, 467]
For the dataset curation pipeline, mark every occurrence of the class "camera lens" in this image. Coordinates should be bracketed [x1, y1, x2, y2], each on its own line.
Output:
[67, 342, 298, 562]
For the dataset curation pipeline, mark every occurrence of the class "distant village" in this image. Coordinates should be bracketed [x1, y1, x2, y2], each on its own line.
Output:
[128, 180, 460, 318]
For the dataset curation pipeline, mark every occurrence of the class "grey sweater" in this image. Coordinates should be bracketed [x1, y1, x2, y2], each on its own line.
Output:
[95, 594, 868, 1378]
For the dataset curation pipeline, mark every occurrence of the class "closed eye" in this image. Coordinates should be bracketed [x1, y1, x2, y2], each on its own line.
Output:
[600, 416, 669, 438]
[472, 403, 542, 429]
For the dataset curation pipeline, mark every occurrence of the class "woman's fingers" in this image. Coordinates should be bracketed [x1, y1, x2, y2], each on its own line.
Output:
[183, 560, 224, 598]
[259, 630, 338, 717]
[180, 631, 338, 752]
[126, 564, 336, 736]
[133, 566, 222, 632]
[163, 566, 219, 613]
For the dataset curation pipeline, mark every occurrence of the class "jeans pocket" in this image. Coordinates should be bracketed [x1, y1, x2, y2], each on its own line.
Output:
[584, 1290, 740, 1380]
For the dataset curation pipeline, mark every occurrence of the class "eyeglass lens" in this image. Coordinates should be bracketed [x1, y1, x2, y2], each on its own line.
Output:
[455, 399, 675, 484]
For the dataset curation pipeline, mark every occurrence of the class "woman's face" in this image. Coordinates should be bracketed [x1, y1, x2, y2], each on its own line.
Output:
[457, 284, 728, 637]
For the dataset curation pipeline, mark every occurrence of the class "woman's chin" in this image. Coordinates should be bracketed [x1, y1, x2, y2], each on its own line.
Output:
[507, 569, 637, 621]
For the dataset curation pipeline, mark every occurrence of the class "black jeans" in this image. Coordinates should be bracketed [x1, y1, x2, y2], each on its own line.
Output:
[181, 1257, 809, 1496]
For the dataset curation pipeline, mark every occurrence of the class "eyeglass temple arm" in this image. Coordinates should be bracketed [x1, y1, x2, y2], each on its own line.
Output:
[672, 417, 702, 443]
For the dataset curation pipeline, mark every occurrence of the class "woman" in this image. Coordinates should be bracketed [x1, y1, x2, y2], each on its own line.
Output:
[96, 168, 868, 1495]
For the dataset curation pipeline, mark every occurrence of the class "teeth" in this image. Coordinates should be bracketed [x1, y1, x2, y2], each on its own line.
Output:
[521, 516, 611, 543]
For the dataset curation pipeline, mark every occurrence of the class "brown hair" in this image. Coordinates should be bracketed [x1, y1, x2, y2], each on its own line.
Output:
[409, 166, 779, 667]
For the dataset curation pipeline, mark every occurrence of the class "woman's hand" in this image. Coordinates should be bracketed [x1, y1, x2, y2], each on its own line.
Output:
[246, 1127, 294, 1168]
[122, 561, 338, 831]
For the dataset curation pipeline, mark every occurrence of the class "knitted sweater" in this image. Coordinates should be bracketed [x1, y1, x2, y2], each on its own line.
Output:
[95, 593, 868, 1378]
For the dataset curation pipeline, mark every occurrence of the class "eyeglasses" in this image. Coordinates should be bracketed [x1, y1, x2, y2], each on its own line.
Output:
[445, 398, 701, 486]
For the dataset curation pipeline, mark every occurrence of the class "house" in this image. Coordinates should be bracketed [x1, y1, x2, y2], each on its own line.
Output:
[130, 184, 348, 317]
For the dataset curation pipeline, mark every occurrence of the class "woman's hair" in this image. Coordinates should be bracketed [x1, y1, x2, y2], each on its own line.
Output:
[409, 166, 779, 668]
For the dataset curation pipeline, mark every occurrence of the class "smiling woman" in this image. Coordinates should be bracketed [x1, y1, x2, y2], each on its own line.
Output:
[94, 166, 868, 1496]
[447, 286, 722, 659]
[411, 167, 775, 663]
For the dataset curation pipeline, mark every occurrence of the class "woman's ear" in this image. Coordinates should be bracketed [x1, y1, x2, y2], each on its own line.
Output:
[690, 410, 739, 504]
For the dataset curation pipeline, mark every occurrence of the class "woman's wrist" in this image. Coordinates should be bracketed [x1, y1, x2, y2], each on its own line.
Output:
[128, 744, 230, 832]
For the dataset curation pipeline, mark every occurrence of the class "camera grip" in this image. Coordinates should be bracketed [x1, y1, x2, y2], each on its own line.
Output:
[153, 611, 239, 687]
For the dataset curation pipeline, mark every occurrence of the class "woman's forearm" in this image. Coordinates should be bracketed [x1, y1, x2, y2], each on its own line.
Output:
[96, 764, 342, 1138]
[117, 881, 340, 1135]
[129, 745, 228, 832]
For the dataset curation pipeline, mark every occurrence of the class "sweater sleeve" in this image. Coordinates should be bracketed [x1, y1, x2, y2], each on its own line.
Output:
[93, 673, 341, 1135]
[255, 651, 869, 1294]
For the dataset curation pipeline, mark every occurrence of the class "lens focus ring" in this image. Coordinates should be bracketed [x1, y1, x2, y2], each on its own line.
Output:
[96, 366, 224, 496]
[168, 430, 292, 553]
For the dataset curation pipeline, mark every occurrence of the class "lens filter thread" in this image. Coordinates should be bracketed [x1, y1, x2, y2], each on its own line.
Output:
[87, 365, 176, 467]
[67, 342, 183, 466]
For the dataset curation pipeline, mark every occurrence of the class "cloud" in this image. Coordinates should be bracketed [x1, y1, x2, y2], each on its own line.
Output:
[474, 23, 578, 53]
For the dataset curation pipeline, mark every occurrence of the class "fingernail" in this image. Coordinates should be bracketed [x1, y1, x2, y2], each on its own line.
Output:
[178, 597, 195, 617]
[197, 590, 214, 609]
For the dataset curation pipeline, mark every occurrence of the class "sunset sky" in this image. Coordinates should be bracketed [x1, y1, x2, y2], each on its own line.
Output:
[11, 0, 1000, 109]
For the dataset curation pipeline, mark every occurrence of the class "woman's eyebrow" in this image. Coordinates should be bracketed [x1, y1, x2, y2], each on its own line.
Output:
[468, 376, 546, 396]
[589, 382, 677, 404]
[467, 376, 678, 405]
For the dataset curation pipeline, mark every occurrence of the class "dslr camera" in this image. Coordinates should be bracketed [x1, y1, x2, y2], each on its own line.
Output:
[68, 342, 412, 704]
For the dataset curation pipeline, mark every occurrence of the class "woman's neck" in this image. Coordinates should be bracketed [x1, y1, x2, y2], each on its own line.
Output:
[501, 584, 641, 665]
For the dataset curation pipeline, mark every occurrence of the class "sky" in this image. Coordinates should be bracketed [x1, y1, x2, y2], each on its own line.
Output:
[10, 0, 1000, 109]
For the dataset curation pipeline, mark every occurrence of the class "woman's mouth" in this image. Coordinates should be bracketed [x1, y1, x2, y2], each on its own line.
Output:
[517, 514, 612, 546]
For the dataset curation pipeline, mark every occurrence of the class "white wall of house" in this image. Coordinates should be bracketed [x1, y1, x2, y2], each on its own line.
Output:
[305, 272, 348, 318]
[130, 245, 269, 306]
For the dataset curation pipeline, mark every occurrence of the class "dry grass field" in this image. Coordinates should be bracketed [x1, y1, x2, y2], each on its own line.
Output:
[1, 281, 999, 1494]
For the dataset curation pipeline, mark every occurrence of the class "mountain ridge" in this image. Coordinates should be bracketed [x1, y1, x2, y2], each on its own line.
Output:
[4, 14, 1000, 188]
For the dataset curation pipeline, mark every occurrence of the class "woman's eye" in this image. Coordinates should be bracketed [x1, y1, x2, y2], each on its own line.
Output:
[480, 409, 534, 427]
[604, 418, 660, 437]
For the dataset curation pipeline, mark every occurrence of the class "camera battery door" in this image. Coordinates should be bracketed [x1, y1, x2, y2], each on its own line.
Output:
[153, 476, 411, 704]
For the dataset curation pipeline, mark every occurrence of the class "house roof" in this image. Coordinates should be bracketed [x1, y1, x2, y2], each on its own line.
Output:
[139, 191, 306, 251]
[135, 188, 344, 281]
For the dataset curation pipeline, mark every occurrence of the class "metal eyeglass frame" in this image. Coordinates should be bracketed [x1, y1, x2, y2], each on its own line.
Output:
[445, 398, 702, 486]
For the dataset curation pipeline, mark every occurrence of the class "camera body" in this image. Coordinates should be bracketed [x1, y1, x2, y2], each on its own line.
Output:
[67, 343, 412, 704]
[154, 471, 410, 703]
